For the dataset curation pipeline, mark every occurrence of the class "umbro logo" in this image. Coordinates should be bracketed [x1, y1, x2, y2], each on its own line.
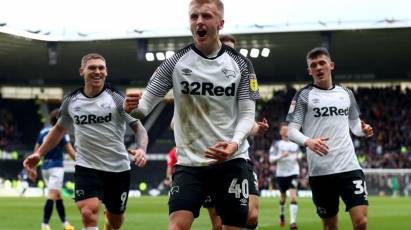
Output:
[204, 195, 212, 203]
[74, 106, 81, 112]
[317, 207, 327, 215]
[240, 198, 248, 206]
[170, 186, 180, 195]
[76, 189, 85, 197]
[312, 98, 320, 104]
[181, 68, 192, 76]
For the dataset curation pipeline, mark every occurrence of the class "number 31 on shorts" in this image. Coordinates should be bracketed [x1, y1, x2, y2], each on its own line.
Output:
[228, 178, 249, 198]
[353, 180, 368, 195]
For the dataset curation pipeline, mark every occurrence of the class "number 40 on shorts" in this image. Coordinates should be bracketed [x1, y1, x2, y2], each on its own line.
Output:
[228, 178, 249, 198]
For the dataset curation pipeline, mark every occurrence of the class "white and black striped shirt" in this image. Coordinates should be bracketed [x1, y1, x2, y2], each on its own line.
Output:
[287, 84, 362, 176]
[58, 85, 136, 172]
[136, 44, 260, 166]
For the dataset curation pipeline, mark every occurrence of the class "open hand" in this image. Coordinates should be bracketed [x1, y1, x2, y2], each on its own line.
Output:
[305, 137, 329, 156]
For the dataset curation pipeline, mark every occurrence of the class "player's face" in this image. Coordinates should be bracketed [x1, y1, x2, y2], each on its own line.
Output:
[307, 54, 334, 85]
[80, 58, 107, 90]
[189, 2, 224, 49]
[280, 125, 288, 139]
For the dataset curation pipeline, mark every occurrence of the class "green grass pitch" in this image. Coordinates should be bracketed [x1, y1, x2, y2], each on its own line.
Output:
[0, 196, 410, 229]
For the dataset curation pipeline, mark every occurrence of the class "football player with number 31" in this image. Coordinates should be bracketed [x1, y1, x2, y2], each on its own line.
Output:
[286, 47, 373, 230]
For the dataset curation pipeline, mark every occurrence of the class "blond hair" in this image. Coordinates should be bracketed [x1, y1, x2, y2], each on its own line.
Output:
[190, 0, 224, 18]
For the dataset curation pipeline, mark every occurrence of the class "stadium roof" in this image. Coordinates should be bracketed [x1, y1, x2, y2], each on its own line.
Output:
[0, 0, 410, 41]
[1, 0, 411, 87]
[1, 27, 411, 87]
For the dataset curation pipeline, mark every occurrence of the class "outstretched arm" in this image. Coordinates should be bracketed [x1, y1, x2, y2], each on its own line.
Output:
[24, 124, 66, 169]
[24, 124, 66, 179]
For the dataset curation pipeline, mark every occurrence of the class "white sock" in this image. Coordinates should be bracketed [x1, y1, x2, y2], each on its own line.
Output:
[290, 203, 298, 224]
[83, 227, 98, 230]
[41, 223, 49, 228]
[63, 221, 70, 227]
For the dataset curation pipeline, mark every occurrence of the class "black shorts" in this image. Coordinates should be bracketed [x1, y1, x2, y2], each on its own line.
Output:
[74, 165, 131, 214]
[309, 170, 369, 218]
[277, 175, 298, 193]
[202, 160, 259, 209]
[169, 158, 249, 228]
[247, 160, 259, 196]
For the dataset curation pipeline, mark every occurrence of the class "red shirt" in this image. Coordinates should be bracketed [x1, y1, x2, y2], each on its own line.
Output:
[167, 147, 177, 168]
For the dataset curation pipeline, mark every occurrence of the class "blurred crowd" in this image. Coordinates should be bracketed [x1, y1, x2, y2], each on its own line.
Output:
[0, 107, 22, 157]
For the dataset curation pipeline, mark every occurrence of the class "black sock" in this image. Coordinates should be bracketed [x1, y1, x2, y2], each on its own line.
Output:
[43, 199, 54, 224]
[245, 223, 258, 230]
[55, 199, 66, 222]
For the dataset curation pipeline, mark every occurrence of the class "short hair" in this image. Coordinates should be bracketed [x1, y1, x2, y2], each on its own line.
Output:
[306, 47, 331, 61]
[190, 0, 224, 18]
[220, 34, 236, 45]
[49, 108, 60, 126]
[80, 53, 106, 67]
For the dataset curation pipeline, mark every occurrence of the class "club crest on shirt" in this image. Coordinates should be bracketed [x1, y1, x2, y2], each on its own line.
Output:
[249, 74, 258, 92]
[99, 102, 111, 110]
[222, 68, 236, 79]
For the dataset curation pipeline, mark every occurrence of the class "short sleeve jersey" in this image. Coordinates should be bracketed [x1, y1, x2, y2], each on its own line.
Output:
[269, 140, 300, 177]
[286, 84, 362, 176]
[36, 126, 70, 169]
[58, 85, 137, 172]
[145, 44, 260, 166]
